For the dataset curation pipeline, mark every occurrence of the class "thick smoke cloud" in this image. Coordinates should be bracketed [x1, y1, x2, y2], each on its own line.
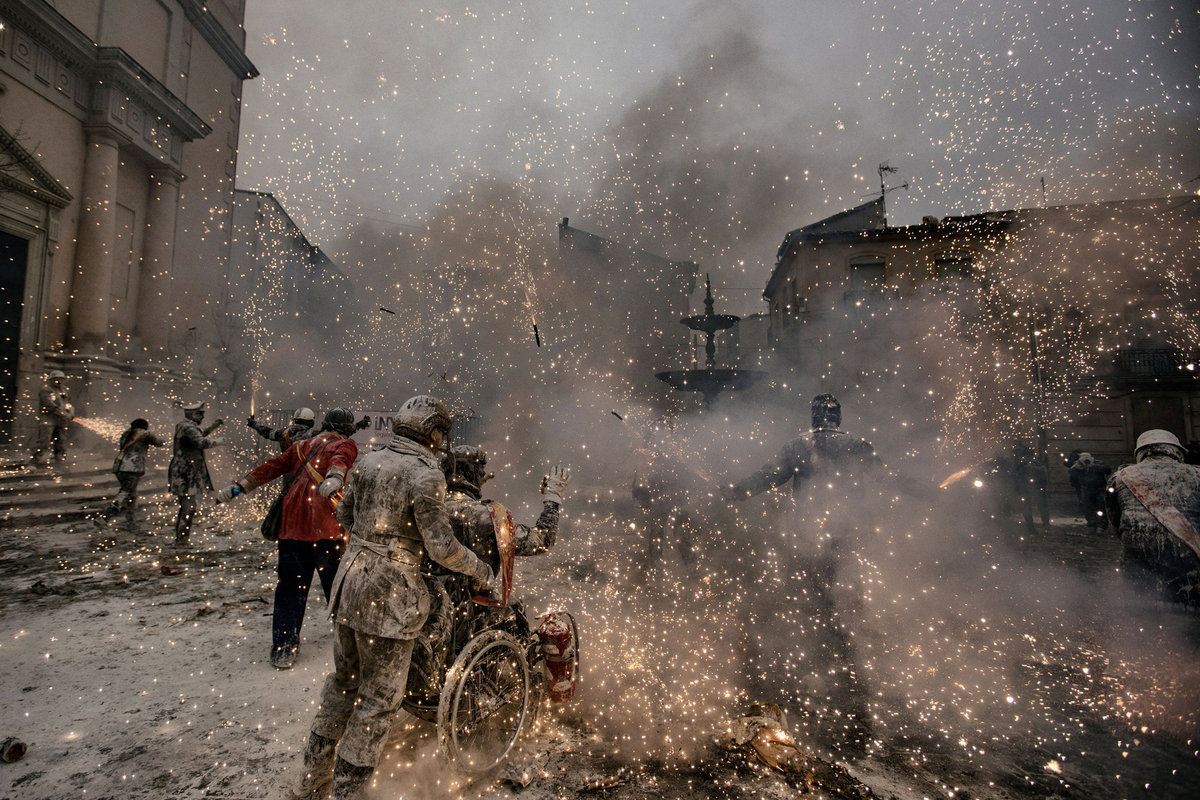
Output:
[240, 1, 1199, 317]
[206, 0, 1200, 791]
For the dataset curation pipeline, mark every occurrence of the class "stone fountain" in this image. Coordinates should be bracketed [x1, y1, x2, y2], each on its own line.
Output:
[655, 274, 763, 408]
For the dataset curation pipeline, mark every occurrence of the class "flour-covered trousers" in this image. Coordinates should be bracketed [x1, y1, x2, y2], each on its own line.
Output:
[107, 472, 142, 520]
[310, 622, 415, 768]
[31, 418, 68, 463]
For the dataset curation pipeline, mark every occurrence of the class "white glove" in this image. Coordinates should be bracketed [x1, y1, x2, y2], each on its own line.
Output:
[209, 436, 226, 447]
[216, 483, 242, 503]
[318, 475, 343, 498]
[540, 464, 570, 504]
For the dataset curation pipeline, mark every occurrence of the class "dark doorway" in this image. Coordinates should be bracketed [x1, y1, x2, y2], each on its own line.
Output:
[0, 230, 29, 443]
[1130, 394, 1187, 447]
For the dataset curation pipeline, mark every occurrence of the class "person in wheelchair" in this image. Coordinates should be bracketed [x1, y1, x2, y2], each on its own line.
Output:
[405, 446, 570, 710]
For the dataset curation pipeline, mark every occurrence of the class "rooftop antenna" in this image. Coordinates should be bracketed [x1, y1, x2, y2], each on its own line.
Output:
[877, 162, 908, 225]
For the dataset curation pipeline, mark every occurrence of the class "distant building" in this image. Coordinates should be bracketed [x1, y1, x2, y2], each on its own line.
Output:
[0, 0, 257, 443]
[761, 195, 1200, 483]
[231, 190, 350, 331]
[556, 217, 698, 401]
[217, 189, 350, 395]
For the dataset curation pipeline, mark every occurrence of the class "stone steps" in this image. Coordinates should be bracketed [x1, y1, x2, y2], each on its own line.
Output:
[0, 461, 169, 529]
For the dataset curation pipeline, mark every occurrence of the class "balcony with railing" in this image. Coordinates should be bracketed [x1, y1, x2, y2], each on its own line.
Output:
[1110, 347, 1199, 383]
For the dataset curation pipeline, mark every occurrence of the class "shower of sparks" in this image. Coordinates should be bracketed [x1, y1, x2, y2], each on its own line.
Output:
[225, 0, 1199, 785]
[70, 417, 127, 442]
[8, 1, 1194, 797]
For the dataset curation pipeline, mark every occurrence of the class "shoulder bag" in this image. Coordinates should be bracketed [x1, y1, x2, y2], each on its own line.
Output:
[261, 437, 330, 541]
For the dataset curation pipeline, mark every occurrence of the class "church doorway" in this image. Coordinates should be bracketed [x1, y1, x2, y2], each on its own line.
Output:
[0, 230, 29, 443]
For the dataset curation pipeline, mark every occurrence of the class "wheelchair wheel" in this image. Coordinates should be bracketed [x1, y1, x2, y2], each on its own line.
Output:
[437, 629, 531, 773]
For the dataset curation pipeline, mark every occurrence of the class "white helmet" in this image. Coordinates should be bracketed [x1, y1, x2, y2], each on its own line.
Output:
[293, 407, 316, 423]
[1135, 429, 1183, 461]
[47, 369, 66, 380]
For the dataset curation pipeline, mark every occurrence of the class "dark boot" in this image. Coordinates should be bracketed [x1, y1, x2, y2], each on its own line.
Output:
[289, 732, 337, 800]
[271, 645, 298, 669]
[175, 496, 196, 543]
[329, 756, 374, 800]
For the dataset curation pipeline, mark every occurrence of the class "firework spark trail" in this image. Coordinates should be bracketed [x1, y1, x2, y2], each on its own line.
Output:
[211, 3, 1200, 792]
[499, 205, 545, 351]
[938, 468, 972, 489]
[71, 416, 126, 442]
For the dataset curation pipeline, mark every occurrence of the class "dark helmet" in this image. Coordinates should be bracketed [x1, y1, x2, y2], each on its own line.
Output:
[393, 395, 453, 441]
[131, 418, 149, 430]
[811, 393, 841, 431]
[444, 444, 489, 496]
[322, 407, 357, 436]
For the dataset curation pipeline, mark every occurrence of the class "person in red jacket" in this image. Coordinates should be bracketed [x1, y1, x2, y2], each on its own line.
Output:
[218, 407, 360, 669]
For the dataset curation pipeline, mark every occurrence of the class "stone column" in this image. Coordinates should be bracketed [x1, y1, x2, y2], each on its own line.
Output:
[67, 127, 122, 356]
[135, 168, 182, 354]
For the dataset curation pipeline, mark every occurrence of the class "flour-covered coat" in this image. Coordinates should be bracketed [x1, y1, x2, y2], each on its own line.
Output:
[251, 419, 315, 453]
[115, 428, 164, 475]
[32, 383, 72, 462]
[732, 429, 879, 499]
[406, 489, 560, 695]
[445, 491, 560, 567]
[38, 385, 71, 425]
[168, 419, 217, 496]
[329, 436, 493, 640]
[314, 435, 496, 768]
[1107, 455, 1200, 605]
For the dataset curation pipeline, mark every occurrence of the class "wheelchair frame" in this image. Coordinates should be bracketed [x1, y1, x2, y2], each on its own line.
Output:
[401, 573, 547, 773]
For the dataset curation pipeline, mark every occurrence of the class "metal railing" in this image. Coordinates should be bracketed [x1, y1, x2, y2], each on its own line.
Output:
[1113, 348, 1195, 377]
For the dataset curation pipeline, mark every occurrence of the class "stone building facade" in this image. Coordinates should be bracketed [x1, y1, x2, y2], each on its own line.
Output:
[0, 0, 256, 444]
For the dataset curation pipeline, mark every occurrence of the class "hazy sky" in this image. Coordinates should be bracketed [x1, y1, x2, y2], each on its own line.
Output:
[237, 0, 1199, 306]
